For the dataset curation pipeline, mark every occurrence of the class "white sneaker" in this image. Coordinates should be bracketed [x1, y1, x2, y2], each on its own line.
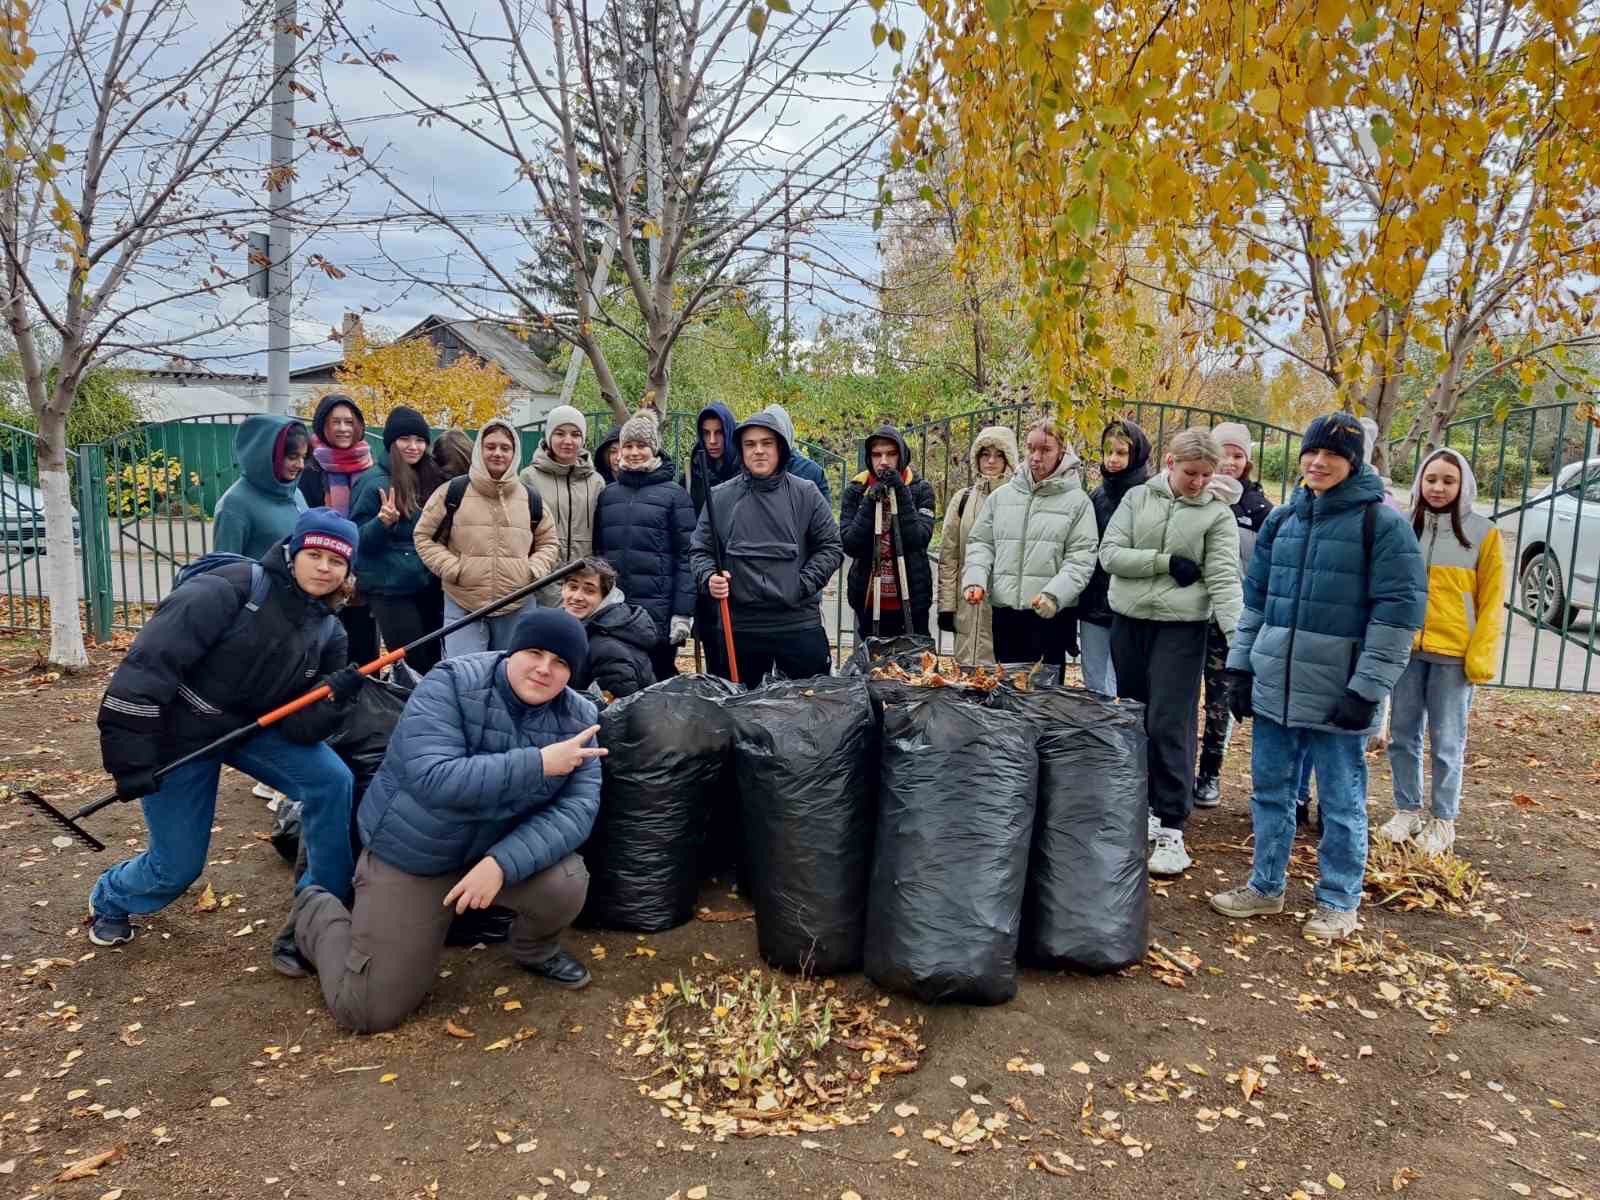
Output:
[1302, 904, 1359, 941]
[1149, 828, 1192, 877]
[1414, 818, 1456, 857]
[1147, 812, 1161, 844]
[1377, 810, 1423, 844]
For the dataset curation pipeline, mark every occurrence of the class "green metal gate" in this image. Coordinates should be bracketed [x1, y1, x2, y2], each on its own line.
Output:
[0, 421, 87, 633]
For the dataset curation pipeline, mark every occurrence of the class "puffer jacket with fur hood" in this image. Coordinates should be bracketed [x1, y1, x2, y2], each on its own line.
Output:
[937, 426, 1018, 658]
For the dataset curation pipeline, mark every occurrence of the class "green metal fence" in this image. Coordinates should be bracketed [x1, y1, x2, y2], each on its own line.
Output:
[1413, 401, 1599, 692]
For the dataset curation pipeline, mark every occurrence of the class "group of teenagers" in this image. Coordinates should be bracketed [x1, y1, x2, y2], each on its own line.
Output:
[82, 394, 1502, 1033]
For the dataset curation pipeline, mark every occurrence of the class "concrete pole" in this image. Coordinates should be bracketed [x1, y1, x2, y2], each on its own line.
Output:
[267, 0, 295, 414]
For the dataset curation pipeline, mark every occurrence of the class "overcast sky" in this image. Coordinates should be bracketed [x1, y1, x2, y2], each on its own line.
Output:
[228, 0, 917, 373]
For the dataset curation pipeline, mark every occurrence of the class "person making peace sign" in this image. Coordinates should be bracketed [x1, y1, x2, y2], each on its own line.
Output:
[350, 408, 453, 674]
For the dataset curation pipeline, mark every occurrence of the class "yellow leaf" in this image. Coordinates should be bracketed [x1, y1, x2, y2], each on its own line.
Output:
[444, 1019, 476, 1038]
[1251, 88, 1280, 117]
[686, 1188, 708, 1200]
[1327, 1172, 1345, 1190]
[484, 1038, 512, 1052]
[379, 1073, 398, 1084]
[504, 1000, 524, 1011]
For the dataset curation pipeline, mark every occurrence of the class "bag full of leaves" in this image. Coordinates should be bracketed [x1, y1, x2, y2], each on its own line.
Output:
[840, 633, 935, 676]
[865, 691, 1038, 1004]
[724, 676, 878, 975]
[579, 674, 742, 932]
[326, 674, 413, 810]
[269, 799, 303, 866]
[990, 686, 1150, 972]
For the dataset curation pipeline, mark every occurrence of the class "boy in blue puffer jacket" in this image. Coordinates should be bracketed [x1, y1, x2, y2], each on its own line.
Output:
[291, 608, 605, 1033]
[1211, 412, 1426, 942]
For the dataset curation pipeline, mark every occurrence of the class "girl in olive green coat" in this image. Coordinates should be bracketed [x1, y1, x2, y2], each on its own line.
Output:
[1101, 428, 1242, 877]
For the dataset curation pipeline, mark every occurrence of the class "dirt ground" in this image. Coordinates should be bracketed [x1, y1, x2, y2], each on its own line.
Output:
[1, 631, 1597, 1200]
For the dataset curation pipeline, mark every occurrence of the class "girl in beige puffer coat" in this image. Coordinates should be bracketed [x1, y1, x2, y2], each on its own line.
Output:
[415, 418, 560, 656]
[936, 426, 1018, 663]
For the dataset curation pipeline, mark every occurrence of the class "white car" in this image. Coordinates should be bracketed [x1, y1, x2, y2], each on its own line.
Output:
[1, 472, 82, 554]
[1498, 456, 1600, 629]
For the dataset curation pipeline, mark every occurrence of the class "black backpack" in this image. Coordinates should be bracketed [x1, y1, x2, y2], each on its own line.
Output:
[432, 474, 543, 547]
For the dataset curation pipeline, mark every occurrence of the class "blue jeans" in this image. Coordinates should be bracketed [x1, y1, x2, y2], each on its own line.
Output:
[92, 729, 354, 920]
[1078, 620, 1117, 695]
[1249, 716, 1369, 912]
[1388, 657, 1473, 821]
[442, 595, 522, 658]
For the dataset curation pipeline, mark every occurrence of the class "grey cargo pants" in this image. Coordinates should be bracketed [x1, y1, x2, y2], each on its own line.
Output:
[293, 849, 589, 1034]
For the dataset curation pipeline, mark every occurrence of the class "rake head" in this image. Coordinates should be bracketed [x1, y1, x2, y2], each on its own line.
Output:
[16, 789, 106, 852]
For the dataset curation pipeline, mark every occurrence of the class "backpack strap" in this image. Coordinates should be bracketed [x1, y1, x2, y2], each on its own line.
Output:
[1362, 499, 1378, 568]
[523, 481, 544, 527]
[956, 488, 971, 522]
[432, 475, 474, 545]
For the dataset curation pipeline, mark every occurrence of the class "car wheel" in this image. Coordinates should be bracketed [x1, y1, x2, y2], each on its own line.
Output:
[1520, 552, 1578, 629]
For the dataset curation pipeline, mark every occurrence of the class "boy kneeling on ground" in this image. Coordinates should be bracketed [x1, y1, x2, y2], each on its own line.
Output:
[559, 555, 660, 700]
[292, 608, 606, 1034]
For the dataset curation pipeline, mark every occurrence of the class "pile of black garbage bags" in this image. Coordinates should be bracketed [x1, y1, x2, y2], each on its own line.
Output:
[579, 636, 1152, 1006]
[270, 639, 1152, 1005]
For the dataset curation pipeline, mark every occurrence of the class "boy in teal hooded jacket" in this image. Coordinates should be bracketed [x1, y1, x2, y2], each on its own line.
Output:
[212, 414, 311, 558]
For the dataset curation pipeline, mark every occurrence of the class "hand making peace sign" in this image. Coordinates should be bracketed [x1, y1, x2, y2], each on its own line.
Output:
[377, 486, 400, 526]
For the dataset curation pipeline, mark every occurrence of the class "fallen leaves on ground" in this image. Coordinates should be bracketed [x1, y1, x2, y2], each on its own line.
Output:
[54, 1145, 124, 1182]
[1362, 839, 1496, 918]
[620, 967, 924, 1139]
[444, 1018, 476, 1039]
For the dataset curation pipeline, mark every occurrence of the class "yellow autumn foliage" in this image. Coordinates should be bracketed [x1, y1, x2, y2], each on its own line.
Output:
[883, 0, 1600, 443]
[319, 328, 512, 431]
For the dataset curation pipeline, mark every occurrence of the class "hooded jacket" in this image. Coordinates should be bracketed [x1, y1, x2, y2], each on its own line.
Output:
[689, 409, 845, 633]
[520, 440, 606, 606]
[937, 426, 1019, 660]
[358, 653, 601, 885]
[1231, 478, 1276, 569]
[1227, 465, 1428, 734]
[581, 586, 659, 699]
[348, 448, 435, 596]
[764, 403, 831, 502]
[298, 394, 374, 513]
[212, 414, 311, 559]
[1100, 470, 1244, 636]
[593, 457, 697, 637]
[413, 419, 561, 613]
[594, 428, 621, 484]
[1079, 420, 1152, 626]
[960, 448, 1100, 612]
[681, 402, 742, 514]
[97, 540, 353, 783]
[1410, 448, 1505, 682]
[839, 423, 937, 619]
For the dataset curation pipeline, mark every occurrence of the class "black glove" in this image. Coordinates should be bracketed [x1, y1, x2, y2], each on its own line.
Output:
[1328, 689, 1379, 731]
[937, 610, 956, 634]
[114, 764, 160, 801]
[325, 666, 365, 704]
[1225, 669, 1255, 721]
[1168, 555, 1202, 587]
[1064, 618, 1081, 660]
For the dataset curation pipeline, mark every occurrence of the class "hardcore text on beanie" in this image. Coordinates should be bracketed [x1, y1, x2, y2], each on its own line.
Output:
[507, 606, 590, 680]
[1299, 412, 1367, 473]
[290, 507, 359, 563]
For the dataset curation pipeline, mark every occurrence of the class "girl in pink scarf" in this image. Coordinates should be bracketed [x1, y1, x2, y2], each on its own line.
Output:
[303, 393, 375, 517]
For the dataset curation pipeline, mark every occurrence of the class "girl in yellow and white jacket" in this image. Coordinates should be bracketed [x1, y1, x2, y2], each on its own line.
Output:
[1380, 448, 1505, 856]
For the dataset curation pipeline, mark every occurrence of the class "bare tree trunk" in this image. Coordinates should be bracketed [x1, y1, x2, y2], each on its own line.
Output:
[37, 402, 88, 670]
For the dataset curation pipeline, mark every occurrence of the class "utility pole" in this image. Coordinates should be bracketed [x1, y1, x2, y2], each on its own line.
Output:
[781, 181, 792, 373]
[643, 0, 662, 287]
[266, 0, 295, 414]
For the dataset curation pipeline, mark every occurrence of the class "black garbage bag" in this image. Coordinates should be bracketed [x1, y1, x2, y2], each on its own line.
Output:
[579, 674, 742, 932]
[326, 675, 413, 808]
[990, 687, 1150, 972]
[269, 799, 302, 866]
[724, 676, 877, 974]
[841, 634, 935, 676]
[865, 692, 1037, 1004]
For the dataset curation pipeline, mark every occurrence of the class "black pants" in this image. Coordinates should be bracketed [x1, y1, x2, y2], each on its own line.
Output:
[1111, 615, 1209, 830]
[1196, 621, 1233, 781]
[648, 639, 680, 683]
[990, 605, 1074, 666]
[340, 602, 380, 667]
[728, 624, 831, 685]
[693, 594, 727, 678]
[852, 606, 929, 640]
[369, 586, 445, 675]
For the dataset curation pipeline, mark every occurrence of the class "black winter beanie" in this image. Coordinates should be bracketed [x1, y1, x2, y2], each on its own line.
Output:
[382, 406, 431, 450]
[506, 607, 589, 681]
[1300, 412, 1366, 472]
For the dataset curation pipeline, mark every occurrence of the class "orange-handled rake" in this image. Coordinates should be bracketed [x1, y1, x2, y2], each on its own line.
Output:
[20, 560, 586, 851]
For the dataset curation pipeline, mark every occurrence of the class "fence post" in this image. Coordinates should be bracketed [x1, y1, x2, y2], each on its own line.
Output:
[76, 443, 113, 643]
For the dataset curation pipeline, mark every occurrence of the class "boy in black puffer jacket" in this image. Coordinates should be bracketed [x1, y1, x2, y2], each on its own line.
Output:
[593, 412, 697, 682]
[559, 557, 658, 700]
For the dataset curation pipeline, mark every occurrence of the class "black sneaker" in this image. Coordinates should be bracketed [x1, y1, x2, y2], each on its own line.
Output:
[87, 912, 134, 947]
[271, 921, 314, 979]
[1193, 775, 1221, 809]
[523, 949, 591, 990]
